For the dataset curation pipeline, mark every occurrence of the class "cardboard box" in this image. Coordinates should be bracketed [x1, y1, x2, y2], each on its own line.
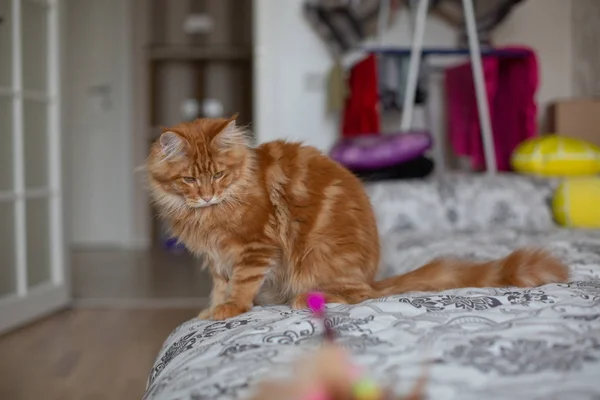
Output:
[550, 98, 600, 147]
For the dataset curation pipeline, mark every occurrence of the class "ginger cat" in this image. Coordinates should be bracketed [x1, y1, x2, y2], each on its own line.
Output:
[146, 116, 569, 320]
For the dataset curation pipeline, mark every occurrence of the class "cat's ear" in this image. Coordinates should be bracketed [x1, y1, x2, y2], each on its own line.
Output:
[159, 131, 188, 160]
[213, 114, 248, 149]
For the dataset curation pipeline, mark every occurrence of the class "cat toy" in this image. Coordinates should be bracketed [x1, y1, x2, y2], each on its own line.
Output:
[249, 292, 427, 400]
[306, 292, 384, 400]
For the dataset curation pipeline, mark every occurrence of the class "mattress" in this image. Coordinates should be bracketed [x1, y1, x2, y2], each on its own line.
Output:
[144, 227, 600, 400]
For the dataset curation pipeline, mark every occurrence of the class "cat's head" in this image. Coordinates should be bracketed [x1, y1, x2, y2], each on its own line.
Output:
[146, 115, 255, 212]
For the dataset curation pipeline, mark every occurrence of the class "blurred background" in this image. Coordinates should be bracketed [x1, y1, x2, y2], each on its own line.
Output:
[0, 0, 599, 398]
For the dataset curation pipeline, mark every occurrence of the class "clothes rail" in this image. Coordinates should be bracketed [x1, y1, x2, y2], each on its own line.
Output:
[373, 0, 501, 174]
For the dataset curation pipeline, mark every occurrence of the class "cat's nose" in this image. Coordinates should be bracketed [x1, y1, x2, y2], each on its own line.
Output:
[201, 195, 212, 202]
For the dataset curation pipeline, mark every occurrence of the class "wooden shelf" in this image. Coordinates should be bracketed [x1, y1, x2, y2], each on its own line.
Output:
[148, 45, 252, 61]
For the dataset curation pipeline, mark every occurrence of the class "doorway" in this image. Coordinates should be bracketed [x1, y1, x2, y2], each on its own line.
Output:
[68, 0, 254, 307]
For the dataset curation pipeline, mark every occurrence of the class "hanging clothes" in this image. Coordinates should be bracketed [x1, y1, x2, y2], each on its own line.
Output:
[445, 46, 539, 171]
[432, 0, 526, 46]
[303, 0, 402, 58]
[341, 54, 381, 137]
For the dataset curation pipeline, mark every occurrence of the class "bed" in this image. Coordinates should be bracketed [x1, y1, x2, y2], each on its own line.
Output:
[144, 174, 600, 400]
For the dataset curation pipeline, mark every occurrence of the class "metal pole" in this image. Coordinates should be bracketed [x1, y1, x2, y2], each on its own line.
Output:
[400, 0, 429, 132]
[462, 0, 497, 174]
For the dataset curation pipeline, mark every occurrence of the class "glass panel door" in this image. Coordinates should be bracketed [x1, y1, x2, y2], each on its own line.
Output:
[0, 0, 12, 87]
[0, 0, 68, 334]
[0, 96, 13, 191]
[21, 0, 48, 93]
[0, 202, 17, 297]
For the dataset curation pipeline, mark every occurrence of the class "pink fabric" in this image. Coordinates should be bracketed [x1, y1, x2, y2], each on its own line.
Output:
[445, 46, 539, 171]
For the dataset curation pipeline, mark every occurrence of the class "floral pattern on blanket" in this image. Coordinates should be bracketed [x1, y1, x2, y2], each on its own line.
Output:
[144, 228, 600, 400]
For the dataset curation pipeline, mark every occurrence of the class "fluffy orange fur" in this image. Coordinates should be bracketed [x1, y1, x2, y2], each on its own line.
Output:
[146, 116, 569, 320]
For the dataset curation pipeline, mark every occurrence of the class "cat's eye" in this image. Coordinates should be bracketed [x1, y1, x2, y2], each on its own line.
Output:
[213, 171, 224, 180]
[182, 176, 196, 184]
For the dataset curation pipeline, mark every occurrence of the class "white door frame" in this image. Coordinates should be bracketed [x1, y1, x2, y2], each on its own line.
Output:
[0, 0, 68, 334]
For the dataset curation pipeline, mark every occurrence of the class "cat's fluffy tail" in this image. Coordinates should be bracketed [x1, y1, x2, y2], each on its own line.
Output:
[372, 248, 569, 297]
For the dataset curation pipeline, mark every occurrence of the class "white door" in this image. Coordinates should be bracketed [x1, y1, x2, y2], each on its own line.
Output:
[0, 0, 68, 334]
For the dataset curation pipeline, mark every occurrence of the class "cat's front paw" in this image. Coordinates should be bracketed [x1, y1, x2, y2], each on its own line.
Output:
[197, 308, 213, 320]
[211, 302, 249, 320]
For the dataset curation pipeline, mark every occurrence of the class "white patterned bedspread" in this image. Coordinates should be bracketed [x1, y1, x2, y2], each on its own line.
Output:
[144, 227, 600, 400]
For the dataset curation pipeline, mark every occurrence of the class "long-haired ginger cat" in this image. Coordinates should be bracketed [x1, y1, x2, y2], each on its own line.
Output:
[146, 116, 569, 320]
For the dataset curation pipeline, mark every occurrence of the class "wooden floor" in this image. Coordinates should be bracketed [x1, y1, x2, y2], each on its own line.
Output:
[71, 248, 212, 307]
[0, 308, 197, 400]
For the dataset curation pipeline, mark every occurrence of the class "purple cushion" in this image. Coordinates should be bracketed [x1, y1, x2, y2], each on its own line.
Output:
[329, 131, 433, 170]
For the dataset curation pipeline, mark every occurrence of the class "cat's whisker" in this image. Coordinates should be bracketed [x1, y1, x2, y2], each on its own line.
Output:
[226, 191, 259, 195]
[220, 199, 239, 213]
[223, 197, 245, 207]
[225, 193, 254, 203]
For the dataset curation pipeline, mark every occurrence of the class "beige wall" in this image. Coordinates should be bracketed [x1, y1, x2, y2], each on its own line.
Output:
[131, 0, 152, 248]
[571, 0, 600, 98]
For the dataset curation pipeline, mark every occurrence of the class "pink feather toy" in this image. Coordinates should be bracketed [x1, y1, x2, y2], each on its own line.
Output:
[248, 292, 427, 400]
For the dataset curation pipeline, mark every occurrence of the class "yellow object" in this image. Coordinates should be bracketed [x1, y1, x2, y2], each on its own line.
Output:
[511, 135, 600, 177]
[353, 379, 381, 400]
[553, 177, 600, 228]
